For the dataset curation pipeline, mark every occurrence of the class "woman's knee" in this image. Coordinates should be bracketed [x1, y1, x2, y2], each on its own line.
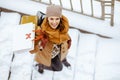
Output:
[52, 64, 63, 71]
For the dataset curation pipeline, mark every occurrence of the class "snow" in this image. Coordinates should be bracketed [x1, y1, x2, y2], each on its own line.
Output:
[95, 38, 120, 80]
[0, 0, 120, 80]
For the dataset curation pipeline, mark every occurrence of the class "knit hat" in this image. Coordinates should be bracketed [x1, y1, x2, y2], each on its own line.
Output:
[46, 4, 62, 17]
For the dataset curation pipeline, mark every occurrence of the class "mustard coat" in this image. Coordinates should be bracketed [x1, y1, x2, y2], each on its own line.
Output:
[30, 15, 70, 66]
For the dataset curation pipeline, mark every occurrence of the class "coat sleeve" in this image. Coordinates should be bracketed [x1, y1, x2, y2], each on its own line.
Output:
[29, 27, 48, 54]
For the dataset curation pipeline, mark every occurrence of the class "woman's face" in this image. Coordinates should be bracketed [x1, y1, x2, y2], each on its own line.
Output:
[48, 16, 60, 29]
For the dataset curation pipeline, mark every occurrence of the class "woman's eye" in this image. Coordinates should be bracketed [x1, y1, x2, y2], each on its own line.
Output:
[56, 18, 60, 20]
[50, 18, 53, 20]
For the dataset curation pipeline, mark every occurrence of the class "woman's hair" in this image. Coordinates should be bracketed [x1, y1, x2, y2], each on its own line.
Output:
[57, 18, 65, 31]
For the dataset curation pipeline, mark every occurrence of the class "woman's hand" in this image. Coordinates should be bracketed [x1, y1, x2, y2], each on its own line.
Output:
[67, 39, 71, 49]
[38, 32, 48, 50]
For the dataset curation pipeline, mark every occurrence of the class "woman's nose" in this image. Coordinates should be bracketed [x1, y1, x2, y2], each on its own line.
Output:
[53, 20, 56, 23]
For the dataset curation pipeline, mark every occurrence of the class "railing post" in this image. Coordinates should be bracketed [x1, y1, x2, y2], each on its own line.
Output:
[70, 0, 73, 10]
[80, 0, 83, 14]
[111, 0, 115, 26]
[49, 0, 52, 4]
[59, 0, 63, 7]
[101, 0, 105, 20]
[91, 0, 94, 17]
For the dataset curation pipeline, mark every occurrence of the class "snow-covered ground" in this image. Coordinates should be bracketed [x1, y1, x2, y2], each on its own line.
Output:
[0, 0, 120, 80]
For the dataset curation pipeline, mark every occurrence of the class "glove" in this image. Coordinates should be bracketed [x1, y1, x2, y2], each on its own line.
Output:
[34, 30, 48, 50]
[67, 38, 71, 49]
[40, 33, 48, 49]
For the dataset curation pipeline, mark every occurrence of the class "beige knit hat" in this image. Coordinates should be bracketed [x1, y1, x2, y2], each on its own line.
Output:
[46, 4, 62, 17]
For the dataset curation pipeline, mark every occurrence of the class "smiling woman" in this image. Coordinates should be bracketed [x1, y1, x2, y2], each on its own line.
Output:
[30, 4, 72, 74]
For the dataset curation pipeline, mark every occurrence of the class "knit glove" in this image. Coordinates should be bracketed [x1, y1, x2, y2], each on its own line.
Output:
[34, 30, 48, 50]
[67, 38, 72, 49]
[39, 33, 48, 49]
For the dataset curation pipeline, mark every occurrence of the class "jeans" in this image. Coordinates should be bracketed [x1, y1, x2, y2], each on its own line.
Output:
[51, 54, 63, 71]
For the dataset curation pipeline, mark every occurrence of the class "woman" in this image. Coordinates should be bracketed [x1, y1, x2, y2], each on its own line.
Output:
[30, 4, 71, 73]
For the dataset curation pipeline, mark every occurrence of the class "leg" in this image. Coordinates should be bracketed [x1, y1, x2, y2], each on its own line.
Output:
[62, 58, 71, 67]
[51, 54, 63, 71]
[36, 63, 44, 74]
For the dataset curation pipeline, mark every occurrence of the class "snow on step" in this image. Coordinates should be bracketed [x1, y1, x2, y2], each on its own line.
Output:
[0, 12, 21, 80]
[9, 51, 34, 80]
[74, 33, 99, 80]
[0, 49, 13, 80]
[0, 12, 21, 25]
[95, 38, 120, 80]
[32, 69, 54, 80]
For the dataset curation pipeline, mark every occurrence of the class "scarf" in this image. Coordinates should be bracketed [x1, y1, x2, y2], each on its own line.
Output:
[41, 15, 70, 44]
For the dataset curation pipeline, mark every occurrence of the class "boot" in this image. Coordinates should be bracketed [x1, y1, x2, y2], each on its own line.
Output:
[36, 64, 44, 74]
[62, 58, 71, 68]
